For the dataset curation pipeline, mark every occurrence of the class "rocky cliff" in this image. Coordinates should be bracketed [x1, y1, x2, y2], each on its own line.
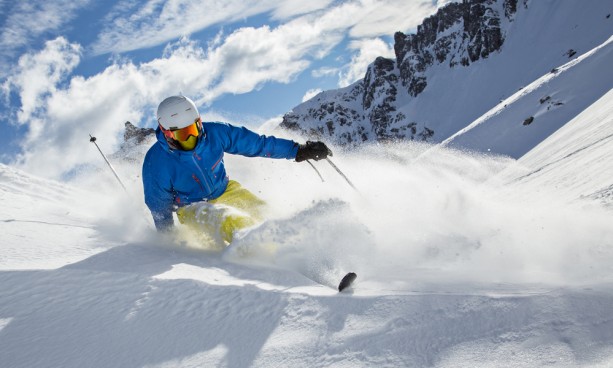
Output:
[280, 0, 524, 145]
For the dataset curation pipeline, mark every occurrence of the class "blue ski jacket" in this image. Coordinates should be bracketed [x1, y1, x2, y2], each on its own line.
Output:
[142, 122, 298, 231]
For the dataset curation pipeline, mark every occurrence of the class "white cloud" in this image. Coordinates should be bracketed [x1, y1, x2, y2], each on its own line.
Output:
[93, 0, 282, 55]
[0, 0, 91, 75]
[6, 38, 197, 178]
[93, 0, 441, 56]
[0, 0, 91, 49]
[6, 25, 342, 178]
[5, 37, 82, 124]
[202, 19, 344, 101]
[338, 38, 395, 87]
[271, 0, 334, 19]
[312, 67, 339, 78]
[94, 0, 337, 55]
[11, 59, 152, 179]
[302, 88, 323, 102]
[347, 0, 440, 38]
[4, 0, 446, 179]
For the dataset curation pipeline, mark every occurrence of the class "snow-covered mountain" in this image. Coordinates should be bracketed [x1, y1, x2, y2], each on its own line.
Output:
[280, 0, 613, 156]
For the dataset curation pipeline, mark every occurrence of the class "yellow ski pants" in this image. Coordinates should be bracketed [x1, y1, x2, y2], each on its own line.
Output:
[176, 180, 265, 245]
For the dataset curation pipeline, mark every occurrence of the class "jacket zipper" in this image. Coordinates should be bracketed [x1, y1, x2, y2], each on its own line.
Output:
[211, 154, 223, 172]
[192, 174, 205, 191]
[192, 153, 212, 194]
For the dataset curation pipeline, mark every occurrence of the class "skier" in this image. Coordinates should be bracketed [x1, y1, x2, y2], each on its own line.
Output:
[142, 95, 331, 244]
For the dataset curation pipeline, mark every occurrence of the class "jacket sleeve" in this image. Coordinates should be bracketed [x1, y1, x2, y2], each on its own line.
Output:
[214, 123, 298, 159]
[142, 149, 175, 231]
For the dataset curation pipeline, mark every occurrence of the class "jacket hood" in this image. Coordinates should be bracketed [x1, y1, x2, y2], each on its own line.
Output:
[155, 126, 171, 151]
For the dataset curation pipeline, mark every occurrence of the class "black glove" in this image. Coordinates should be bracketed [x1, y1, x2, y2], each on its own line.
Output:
[295, 141, 332, 162]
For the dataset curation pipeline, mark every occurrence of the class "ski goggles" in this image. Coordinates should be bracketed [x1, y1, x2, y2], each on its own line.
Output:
[161, 117, 202, 141]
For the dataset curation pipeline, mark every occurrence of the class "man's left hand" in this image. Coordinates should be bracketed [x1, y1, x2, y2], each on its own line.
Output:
[295, 141, 332, 162]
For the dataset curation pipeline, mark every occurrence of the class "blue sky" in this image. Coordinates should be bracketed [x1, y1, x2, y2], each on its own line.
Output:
[0, 0, 450, 178]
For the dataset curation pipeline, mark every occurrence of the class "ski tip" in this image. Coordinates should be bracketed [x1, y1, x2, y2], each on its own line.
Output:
[338, 272, 357, 292]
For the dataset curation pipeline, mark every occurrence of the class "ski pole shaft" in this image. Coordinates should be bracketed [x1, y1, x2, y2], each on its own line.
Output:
[89, 134, 128, 192]
[307, 160, 325, 182]
[326, 158, 358, 191]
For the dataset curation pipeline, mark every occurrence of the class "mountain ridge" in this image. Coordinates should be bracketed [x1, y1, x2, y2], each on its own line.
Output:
[279, 0, 613, 156]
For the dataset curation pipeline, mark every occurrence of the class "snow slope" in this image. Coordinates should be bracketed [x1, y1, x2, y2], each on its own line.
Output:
[443, 35, 613, 158]
[499, 87, 613, 205]
[2, 85, 613, 367]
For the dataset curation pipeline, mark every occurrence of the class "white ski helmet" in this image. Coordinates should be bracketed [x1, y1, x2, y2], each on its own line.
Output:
[157, 95, 200, 130]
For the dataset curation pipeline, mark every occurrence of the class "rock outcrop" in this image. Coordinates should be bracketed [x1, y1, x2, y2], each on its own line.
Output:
[280, 0, 520, 146]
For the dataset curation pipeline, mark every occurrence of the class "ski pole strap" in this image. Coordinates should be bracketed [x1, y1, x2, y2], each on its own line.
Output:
[326, 158, 358, 191]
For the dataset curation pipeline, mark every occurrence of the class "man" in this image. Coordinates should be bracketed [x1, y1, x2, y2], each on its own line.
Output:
[142, 95, 330, 244]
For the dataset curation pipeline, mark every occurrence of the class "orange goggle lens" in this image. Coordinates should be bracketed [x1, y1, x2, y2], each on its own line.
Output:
[162, 119, 201, 141]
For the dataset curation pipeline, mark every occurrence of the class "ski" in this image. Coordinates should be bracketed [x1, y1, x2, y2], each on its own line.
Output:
[338, 272, 357, 292]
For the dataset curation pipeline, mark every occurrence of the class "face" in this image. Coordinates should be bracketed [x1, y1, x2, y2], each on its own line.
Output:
[161, 117, 202, 151]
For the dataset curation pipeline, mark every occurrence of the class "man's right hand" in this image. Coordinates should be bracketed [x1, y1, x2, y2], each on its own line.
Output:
[295, 141, 332, 162]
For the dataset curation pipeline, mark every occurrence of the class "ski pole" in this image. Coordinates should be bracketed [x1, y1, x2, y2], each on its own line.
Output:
[89, 134, 128, 192]
[326, 157, 358, 191]
[306, 160, 325, 182]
